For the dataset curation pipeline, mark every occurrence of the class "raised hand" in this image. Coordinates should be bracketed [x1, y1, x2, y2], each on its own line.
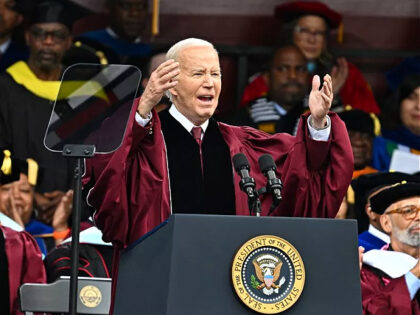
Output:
[34, 190, 65, 225]
[308, 74, 333, 129]
[52, 189, 73, 233]
[331, 57, 349, 95]
[137, 59, 180, 118]
[9, 196, 25, 227]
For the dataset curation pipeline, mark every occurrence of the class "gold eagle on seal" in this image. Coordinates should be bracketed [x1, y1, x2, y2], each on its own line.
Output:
[252, 254, 286, 295]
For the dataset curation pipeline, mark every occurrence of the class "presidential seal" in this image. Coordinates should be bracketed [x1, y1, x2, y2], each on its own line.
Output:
[232, 235, 305, 314]
[79, 285, 102, 308]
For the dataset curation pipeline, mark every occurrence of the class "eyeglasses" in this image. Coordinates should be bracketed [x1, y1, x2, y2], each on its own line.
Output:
[385, 205, 420, 220]
[29, 27, 70, 43]
[294, 26, 327, 42]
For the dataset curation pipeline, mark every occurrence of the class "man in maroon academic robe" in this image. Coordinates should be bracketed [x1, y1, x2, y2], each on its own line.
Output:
[361, 182, 420, 314]
[83, 38, 353, 311]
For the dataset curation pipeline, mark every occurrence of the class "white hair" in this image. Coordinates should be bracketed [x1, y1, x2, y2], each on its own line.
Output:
[165, 38, 218, 100]
[166, 38, 216, 62]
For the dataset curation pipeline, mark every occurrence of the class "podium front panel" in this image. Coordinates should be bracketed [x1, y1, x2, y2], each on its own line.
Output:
[114, 214, 362, 315]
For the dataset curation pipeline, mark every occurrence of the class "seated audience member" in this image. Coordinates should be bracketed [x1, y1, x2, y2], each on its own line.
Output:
[233, 44, 310, 135]
[338, 108, 379, 178]
[83, 38, 353, 309]
[0, 0, 30, 72]
[352, 172, 420, 251]
[361, 181, 420, 314]
[0, 151, 72, 255]
[0, 152, 46, 315]
[335, 108, 379, 219]
[0, 0, 86, 225]
[78, 0, 152, 71]
[44, 225, 113, 282]
[373, 74, 420, 172]
[241, 1, 380, 114]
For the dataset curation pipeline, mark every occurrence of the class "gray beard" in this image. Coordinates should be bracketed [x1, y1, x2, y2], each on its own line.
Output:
[392, 224, 420, 247]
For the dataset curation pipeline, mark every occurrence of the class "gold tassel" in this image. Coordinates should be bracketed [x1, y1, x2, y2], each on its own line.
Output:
[347, 185, 355, 204]
[95, 51, 108, 65]
[26, 158, 38, 186]
[337, 22, 344, 44]
[369, 113, 381, 136]
[152, 0, 160, 36]
[1, 150, 12, 175]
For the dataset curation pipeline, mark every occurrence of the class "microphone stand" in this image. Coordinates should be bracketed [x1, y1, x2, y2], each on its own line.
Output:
[238, 175, 264, 216]
[251, 195, 262, 217]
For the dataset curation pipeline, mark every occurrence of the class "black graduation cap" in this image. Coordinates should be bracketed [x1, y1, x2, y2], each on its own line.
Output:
[352, 172, 420, 210]
[338, 109, 376, 137]
[385, 57, 420, 92]
[350, 171, 420, 229]
[11, 0, 34, 14]
[370, 182, 420, 214]
[0, 150, 38, 186]
[30, 0, 91, 30]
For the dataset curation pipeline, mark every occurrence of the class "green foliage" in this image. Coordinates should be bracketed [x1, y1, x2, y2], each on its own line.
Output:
[250, 274, 260, 289]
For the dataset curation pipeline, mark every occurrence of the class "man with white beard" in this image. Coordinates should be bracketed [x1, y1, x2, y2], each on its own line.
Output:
[360, 181, 420, 314]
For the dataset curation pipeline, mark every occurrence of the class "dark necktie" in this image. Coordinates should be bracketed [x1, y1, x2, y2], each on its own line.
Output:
[191, 126, 203, 174]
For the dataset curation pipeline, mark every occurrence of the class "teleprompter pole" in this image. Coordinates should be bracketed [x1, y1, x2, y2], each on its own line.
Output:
[63, 144, 95, 315]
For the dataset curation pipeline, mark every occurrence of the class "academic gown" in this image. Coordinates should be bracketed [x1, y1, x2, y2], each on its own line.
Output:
[361, 266, 420, 315]
[372, 127, 420, 172]
[77, 29, 152, 71]
[44, 226, 113, 282]
[84, 102, 353, 246]
[0, 225, 46, 315]
[83, 100, 353, 312]
[0, 62, 72, 193]
[358, 230, 388, 252]
[25, 219, 54, 256]
[0, 40, 29, 73]
[232, 96, 308, 135]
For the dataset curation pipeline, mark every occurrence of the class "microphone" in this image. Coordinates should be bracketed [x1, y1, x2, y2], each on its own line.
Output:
[258, 154, 282, 208]
[232, 153, 256, 199]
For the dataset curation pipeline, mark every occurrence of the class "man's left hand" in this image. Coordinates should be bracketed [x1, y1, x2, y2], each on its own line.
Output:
[308, 74, 333, 129]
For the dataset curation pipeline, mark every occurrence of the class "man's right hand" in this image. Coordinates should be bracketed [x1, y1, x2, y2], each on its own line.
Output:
[137, 59, 179, 118]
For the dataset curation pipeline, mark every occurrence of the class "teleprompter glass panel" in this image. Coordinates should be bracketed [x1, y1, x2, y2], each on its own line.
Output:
[44, 63, 141, 154]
